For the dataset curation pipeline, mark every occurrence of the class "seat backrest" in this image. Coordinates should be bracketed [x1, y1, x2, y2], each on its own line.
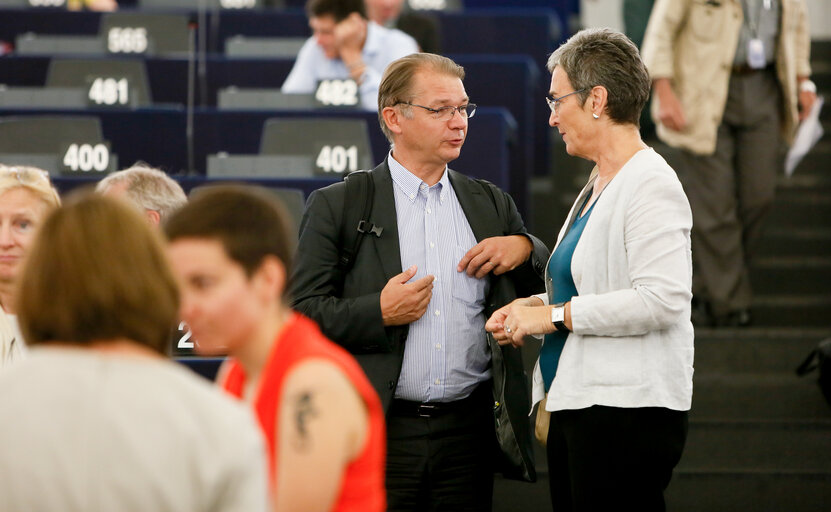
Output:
[99, 13, 191, 57]
[0, 116, 102, 153]
[0, 86, 88, 109]
[259, 117, 374, 176]
[266, 187, 305, 234]
[15, 34, 104, 56]
[405, 0, 462, 12]
[218, 88, 316, 110]
[138, 0, 263, 10]
[0, 0, 65, 7]
[0, 115, 116, 173]
[225, 36, 305, 58]
[46, 58, 152, 107]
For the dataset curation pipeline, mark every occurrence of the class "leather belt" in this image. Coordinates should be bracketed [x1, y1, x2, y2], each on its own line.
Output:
[389, 398, 472, 418]
[731, 63, 774, 75]
[390, 384, 490, 418]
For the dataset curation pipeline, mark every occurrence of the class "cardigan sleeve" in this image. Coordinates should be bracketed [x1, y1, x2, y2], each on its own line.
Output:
[569, 163, 693, 336]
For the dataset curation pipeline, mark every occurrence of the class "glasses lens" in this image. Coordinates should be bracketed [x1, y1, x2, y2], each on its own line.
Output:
[1, 166, 49, 184]
[545, 97, 555, 113]
[465, 104, 476, 119]
[436, 106, 453, 120]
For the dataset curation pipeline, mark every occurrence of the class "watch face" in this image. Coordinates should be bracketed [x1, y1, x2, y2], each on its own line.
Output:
[552, 307, 565, 323]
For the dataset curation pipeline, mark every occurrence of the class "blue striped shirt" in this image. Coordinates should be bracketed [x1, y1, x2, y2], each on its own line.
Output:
[388, 154, 492, 402]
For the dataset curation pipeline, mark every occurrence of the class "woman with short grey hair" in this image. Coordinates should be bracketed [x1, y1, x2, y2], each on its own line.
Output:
[486, 28, 694, 511]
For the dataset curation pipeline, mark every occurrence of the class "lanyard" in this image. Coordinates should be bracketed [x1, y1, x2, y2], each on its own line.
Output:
[741, 0, 772, 38]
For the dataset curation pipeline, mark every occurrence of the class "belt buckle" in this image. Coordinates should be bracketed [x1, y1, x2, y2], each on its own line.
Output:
[417, 403, 438, 418]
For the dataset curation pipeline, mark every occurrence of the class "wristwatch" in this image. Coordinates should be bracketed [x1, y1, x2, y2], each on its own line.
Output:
[799, 79, 816, 94]
[551, 302, 568, 332]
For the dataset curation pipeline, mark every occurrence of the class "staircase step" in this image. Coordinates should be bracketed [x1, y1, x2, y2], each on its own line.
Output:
[693, 328, 831, 374]
[782, 136, 831, 177]
[767, 195, 831, 228]
[678, 419, 831, 471]
[757, 227, 831, 257]
[665, 469, 831, 512]
[751, 256, 831, 294]
[750, 294, 831, 327]
[691, 373, 831, 420]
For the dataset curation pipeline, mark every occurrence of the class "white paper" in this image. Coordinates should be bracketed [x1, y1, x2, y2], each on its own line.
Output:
[785, 95, 824, 177]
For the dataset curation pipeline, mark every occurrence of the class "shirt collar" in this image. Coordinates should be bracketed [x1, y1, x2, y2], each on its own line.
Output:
[388, 152, 449, 203]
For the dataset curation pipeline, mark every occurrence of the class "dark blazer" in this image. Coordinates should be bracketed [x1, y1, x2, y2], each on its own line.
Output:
[394, 13, 441, 54]
[290, 159, 548, 481]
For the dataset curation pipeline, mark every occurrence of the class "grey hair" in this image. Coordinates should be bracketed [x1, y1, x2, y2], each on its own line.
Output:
[547, 27, 650, 126]
[96, 163, 187, 221]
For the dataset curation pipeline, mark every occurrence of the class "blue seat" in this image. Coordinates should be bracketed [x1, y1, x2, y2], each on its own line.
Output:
[176, 357, 225, 381]
[0, 9, 102, 45]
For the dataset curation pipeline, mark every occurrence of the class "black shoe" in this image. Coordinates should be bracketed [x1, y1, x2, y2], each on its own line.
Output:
[714, 309, 752, 328]
[691, 297, 714, 327]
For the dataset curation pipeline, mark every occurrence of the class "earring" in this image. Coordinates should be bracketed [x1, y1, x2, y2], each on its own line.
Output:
[592, 113, 600, 119]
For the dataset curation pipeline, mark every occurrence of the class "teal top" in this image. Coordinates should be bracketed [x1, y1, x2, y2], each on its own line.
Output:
[540, 194, 596, 392]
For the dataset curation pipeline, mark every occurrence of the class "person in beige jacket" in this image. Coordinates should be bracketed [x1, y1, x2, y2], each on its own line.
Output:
[641, 0, 817, 326]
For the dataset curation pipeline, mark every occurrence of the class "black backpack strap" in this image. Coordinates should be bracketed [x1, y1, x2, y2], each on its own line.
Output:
[475, 178, 499, 215]
[337, 170, 381, 275]
[796, 338, 831, 376]
[796, 349, 819, 376]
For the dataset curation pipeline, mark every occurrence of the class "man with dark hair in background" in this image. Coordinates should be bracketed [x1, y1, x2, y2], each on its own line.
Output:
[365, 0, 441, 54]
[282, 0, 418, 110]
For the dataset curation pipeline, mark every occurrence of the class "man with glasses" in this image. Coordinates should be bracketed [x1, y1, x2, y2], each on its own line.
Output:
[291, 53, 548, 511]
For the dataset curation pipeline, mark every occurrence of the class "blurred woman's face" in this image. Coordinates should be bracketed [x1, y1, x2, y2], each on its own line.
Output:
[167, 238, 267, 357]
[0, 188, 49, 284]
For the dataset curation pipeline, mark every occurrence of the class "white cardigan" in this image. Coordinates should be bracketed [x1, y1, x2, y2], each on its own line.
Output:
[533, 148, 694, 412]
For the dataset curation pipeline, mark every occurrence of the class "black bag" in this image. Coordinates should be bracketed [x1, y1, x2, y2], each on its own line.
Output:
[796, 338, 831, 410]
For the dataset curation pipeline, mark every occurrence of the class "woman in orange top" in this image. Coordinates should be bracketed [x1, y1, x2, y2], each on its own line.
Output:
[165, 185, 385, 512]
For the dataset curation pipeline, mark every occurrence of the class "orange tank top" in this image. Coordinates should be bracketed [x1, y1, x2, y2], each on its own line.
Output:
[220, 313, 385, 512]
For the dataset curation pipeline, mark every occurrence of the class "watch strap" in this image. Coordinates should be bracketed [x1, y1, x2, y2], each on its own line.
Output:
[551, 302, 569, 332]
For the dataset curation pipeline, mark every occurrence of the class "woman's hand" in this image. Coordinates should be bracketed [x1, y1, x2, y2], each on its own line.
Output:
[486, 296, 545, 347]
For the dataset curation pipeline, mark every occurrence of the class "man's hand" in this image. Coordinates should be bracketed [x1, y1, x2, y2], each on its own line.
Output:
[798, 88, 818, 122]
[457, 235, 533, 279]
[654, 78, 687, 132]
[380, 265, 434, 326]
[486, 296, 545, 347]
[334, 12, 365, 63]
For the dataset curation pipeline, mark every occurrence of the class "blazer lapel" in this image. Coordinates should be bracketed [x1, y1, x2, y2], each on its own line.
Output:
[448, 169, 502, 242]
[367, 161, 403, 281]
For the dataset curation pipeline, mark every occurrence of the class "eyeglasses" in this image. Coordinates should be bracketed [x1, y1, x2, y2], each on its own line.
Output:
[0, 165, 50, 185]
[545, 89, 588, 114]
[398, 102, 477, 121]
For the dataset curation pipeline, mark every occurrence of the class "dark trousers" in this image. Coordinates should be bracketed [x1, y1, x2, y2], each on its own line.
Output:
[385, 383, 497, 512]
[674, 67, 782, 317]
[547, 405, 688, 512]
